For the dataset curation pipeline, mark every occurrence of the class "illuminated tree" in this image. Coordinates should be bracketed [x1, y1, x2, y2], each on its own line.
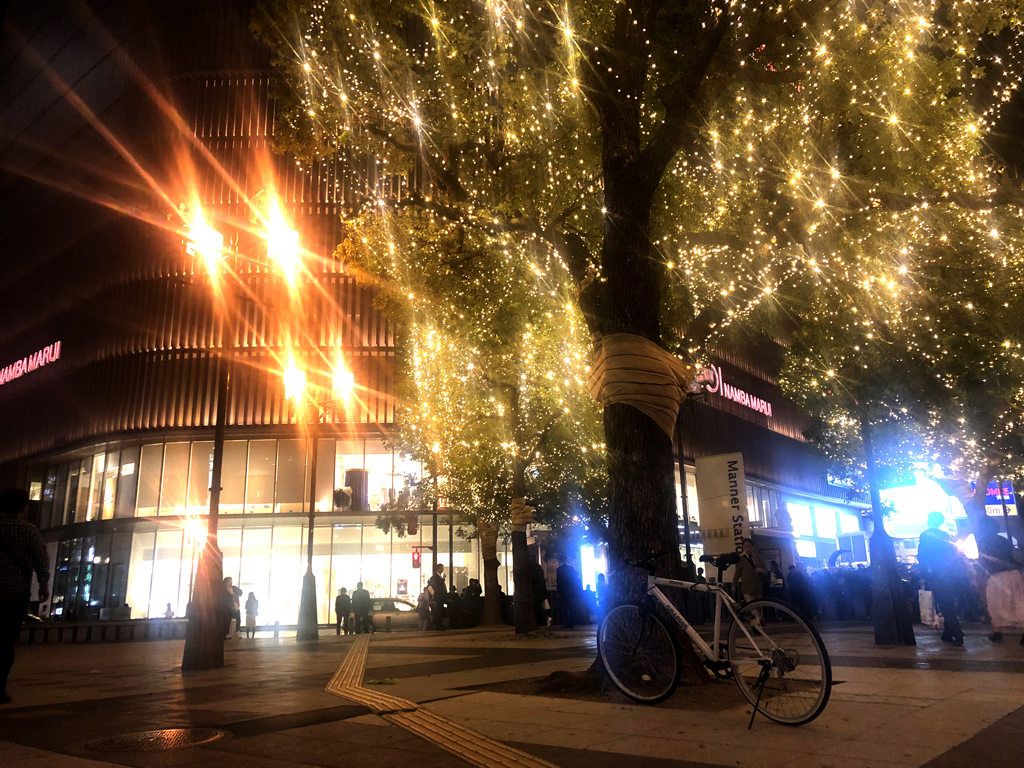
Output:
[340, 211, 604, 632]
[253, 1, 1024, 631]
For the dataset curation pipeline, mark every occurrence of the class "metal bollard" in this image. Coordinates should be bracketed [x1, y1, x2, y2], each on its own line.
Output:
[274, 620, 280, 638]
[385, 615, 392, 633]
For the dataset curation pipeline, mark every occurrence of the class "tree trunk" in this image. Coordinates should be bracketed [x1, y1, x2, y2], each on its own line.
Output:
[508, 386, 538, 634]
[478, 521, 504, 625]
[860, 416, 915, 646]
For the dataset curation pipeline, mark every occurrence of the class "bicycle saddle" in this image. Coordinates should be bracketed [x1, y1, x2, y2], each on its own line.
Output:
[699, 552, 741, 570]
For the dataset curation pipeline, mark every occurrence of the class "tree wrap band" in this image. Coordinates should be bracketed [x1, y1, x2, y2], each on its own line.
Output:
[510, 497, 534, 533]
[587, 333, 695, 439]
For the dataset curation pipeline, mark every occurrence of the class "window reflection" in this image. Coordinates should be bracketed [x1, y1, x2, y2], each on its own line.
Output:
[245, 440, 276, 513]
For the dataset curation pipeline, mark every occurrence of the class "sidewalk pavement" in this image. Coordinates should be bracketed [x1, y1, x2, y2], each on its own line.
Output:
[1, 622, 1022, 768]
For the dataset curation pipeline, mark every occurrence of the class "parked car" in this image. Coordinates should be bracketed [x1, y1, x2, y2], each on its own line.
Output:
[369, 598, 420, 631]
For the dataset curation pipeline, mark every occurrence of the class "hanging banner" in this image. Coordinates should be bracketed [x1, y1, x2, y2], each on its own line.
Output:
[695, 453, 750, 567]
[985, 480, 1017, 516]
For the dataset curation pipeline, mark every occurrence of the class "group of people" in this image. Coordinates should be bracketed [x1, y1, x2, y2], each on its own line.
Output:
[221, 578, 259, 639]
[917, 512, 1024, 647]
[333, 581, 373, 634]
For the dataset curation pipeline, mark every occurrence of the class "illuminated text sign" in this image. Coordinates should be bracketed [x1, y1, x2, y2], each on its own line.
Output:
[0, 341, 62, 386]
[694, 363, 773, 418]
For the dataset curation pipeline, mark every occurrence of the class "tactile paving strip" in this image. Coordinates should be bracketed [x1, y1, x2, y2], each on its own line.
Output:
[86, 728, 226, 752]
[325, 636, 560, 768]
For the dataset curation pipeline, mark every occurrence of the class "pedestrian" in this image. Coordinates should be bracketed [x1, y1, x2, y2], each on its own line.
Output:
[734, 539, 767, 616]
[222, 577, 239, 638]
[244, 592, 258, 638]
[786, 565, 811, 618]
[351, 582, 371, 634]
[596, 573, 610, 615]
[335, 587, 351, 635]
[416, 588, 431, 631]
[975, 517, 1024, 645]
[0, 488, 51, 705]
[918, 512, 968, 646]
[163, 603, 175, 619]
[531, 560, 549, 627]
[556, 557, 581, 629]
[427, 564, 447, 630]
[447, 585, 463, 629]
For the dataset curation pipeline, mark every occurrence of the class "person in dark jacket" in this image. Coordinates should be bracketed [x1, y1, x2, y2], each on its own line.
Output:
[351, 582, 371, 634]
[556, 558, 581, 629]
[531, 560, 549, 626]
[1, 489, 50, 704]
[427, 564, 447, 630]
[335, 588, 352, 635]
[918, 512, 967, 645]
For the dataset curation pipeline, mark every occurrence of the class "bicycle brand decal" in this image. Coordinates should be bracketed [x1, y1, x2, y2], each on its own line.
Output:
[0, 341, 61, 386]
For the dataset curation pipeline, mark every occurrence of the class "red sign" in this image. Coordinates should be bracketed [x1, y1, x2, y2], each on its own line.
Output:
[0, 341, 61, 387]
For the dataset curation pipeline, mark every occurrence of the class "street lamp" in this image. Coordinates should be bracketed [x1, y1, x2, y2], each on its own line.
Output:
[286, 357, 353, 642]
[180, 200, 299, 668]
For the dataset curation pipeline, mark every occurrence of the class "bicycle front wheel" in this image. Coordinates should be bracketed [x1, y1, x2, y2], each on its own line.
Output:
[598, 602, 680, 704]
[727, 599, 831, 725]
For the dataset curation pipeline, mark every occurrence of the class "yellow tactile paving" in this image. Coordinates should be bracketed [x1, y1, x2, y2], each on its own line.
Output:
[324, 636, 560, 768]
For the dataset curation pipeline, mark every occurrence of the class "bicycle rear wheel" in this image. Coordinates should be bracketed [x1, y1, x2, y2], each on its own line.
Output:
[598, 602, 680, 704]
[727, 599, 831, 725]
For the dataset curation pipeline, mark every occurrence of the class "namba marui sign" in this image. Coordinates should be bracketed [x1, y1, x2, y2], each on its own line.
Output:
[693, 364, 773, 418]
[695, 453, 750, 581]
[0, 341, 62, 386]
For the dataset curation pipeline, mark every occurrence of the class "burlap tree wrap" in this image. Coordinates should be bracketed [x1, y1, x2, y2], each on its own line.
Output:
[510, 497, 534, 533]
[587, 333, 695, 439]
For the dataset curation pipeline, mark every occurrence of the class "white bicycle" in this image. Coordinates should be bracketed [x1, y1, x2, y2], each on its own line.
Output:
[598, 552, 832, 726]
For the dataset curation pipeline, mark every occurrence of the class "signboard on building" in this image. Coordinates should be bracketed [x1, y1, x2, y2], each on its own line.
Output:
[0, 341, 61, 386]
[985, 480, 1017, 516]
[695, 453, 750, 570]
[693, 364, 773, 417]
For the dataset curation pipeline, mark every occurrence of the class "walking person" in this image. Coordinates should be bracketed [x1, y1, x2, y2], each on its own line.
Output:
[556, 557, 581, 629]
[335, 587, 351, 635]
[1, 488, 51, 704]
[416, 588, 431, 631]
[918, 512, 967, 646]
[351, 582, 371, 634]
[427, 564, 447, 631]
[975, 517, 1024, 645]
[244, 592, 258, 638]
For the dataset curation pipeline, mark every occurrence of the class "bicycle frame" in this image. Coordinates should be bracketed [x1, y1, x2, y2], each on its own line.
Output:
[645, 574, 770, 663]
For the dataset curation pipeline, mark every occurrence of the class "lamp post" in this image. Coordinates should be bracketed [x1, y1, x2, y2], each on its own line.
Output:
[180, 200, 300, 669]
[285, 359, 353, 642]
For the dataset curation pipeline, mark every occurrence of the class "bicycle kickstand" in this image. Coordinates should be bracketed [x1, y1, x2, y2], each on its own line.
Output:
[747, 663, 771, 730]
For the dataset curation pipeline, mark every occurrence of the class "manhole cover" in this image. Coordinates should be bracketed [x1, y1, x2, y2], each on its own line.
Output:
[86, 728, 226, 752]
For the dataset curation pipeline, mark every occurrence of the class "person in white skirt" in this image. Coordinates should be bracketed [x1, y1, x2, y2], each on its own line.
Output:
[976, 517, 1024, 645]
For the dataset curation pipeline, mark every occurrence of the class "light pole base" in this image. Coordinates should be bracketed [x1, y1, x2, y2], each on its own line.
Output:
[182, 543, 225, 671]
[296, 568, 319, 642]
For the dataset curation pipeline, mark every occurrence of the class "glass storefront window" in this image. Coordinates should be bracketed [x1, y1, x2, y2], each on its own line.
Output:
[101, 448, 119, 520]
[275, 439, 306, 514]
[246, 440, 276, 513]
[814, 506, 838, 541]
[150, 529, 184, 618]
[136, 444, 163, 517]
[87, 451, 106, 522]
[187, 442, 215, 516]
[40, 468, 57, 529]
[365, 451, 396, 511]
[787, 502, 814, 538]
[50, 464, 69, 529]
[159, 442, 190, 516]
[237, 526, 271, 606]
[127, 528, 156, 619]
[331, 523, 364, 600]
[315, 439, 335, 513]
[684, 470, 700, 526]
[116, 446, 140, 519]
[839, 511, 862, 534]
[220, 526, 244, 586]
[74, 456, 92, 524]
[221, 440, 248, 514]
[268, 524, 302, 624]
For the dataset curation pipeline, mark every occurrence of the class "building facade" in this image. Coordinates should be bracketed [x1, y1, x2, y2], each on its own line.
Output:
[0, 1, 867, 626]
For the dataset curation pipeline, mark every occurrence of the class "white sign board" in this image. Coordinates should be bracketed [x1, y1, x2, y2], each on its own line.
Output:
[696, 453, 750, 581]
